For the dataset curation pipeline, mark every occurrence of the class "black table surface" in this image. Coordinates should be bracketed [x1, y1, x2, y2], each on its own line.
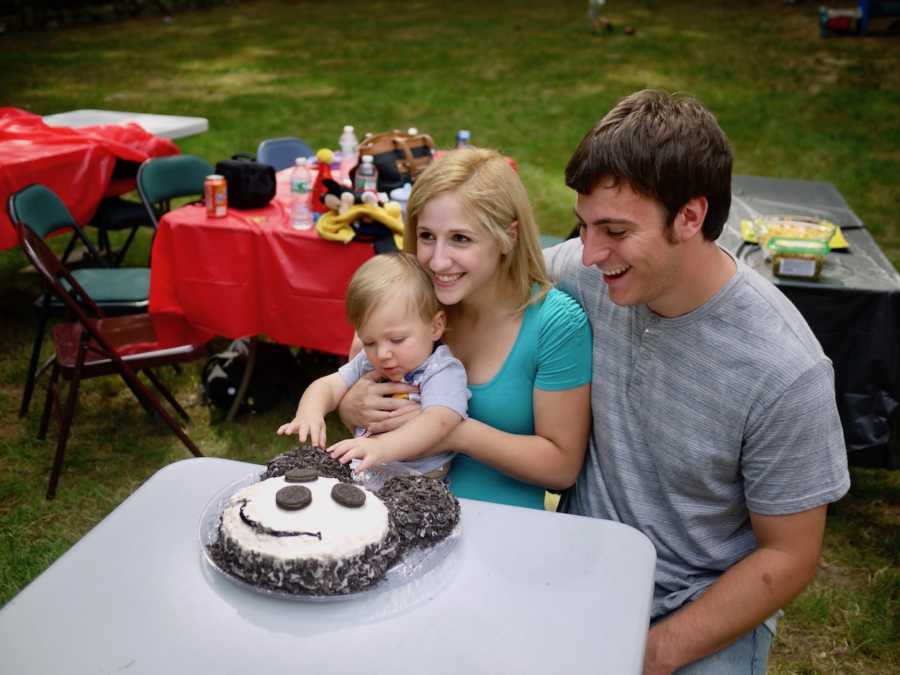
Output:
[719, 175, 900, 467]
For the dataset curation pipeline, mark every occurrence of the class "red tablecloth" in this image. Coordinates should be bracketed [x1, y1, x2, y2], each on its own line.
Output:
[0, 107, 180, 249]
[149, 170, 374, 355]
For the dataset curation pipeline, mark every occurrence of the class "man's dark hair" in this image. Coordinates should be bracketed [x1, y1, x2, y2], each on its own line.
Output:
[565, 90, 733, 241]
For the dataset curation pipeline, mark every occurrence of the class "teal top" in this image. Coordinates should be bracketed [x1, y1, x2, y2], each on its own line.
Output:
[447, 287, 592, 509]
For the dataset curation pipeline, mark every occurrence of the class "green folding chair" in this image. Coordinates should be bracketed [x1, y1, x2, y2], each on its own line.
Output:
[8, 184, 150, 418]
[136, 154, 214, 229]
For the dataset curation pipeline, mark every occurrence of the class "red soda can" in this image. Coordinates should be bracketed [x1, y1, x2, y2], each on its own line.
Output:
[204, 174, 227, 218]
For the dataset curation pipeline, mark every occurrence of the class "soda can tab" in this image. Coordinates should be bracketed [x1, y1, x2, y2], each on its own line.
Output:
[205, 174, 227, 218]
[456, 129, 471, 149]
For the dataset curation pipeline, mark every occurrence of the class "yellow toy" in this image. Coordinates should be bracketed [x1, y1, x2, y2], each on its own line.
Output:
[314, 174, 404, 249]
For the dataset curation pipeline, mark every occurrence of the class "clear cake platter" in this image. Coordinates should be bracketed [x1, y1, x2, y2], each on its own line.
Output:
[199, 471, 461, 605]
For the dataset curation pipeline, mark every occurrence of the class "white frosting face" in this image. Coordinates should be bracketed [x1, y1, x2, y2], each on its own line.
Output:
[222, 476, 390, 563]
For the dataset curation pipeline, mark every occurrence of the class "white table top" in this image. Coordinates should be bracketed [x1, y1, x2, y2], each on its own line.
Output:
[42, 109, 208, 139]
[0, 458, 656, 674]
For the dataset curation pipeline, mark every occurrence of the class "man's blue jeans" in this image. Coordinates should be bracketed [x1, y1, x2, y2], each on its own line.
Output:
[675, 624, 773, 675]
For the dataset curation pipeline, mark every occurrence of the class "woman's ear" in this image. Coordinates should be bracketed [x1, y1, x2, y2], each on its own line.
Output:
[501, 220, 519, 254]
[431, 310, 447, 340]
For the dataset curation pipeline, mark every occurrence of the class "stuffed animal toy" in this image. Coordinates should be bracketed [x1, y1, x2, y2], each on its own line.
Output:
[315, 178, 404, 251]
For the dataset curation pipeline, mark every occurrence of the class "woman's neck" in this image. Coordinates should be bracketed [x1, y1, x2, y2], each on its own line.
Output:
[448, 277, 520, 326]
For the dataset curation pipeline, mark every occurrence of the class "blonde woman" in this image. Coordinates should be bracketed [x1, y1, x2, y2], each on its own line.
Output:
[340, 148, 591, 509]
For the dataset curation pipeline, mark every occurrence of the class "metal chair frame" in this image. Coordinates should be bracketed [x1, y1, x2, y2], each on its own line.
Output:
[17, 223, 204, 499]
[8, 184, 150, 419]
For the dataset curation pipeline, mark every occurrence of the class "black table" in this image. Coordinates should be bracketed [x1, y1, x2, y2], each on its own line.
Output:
[719, 176, 900, 468]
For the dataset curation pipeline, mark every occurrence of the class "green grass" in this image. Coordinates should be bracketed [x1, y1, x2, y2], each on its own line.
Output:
[1, 1, 899, 672]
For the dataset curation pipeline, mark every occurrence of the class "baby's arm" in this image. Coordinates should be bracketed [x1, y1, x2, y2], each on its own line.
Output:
[328, 406, 462, 471]
[277, 372, 349, 447]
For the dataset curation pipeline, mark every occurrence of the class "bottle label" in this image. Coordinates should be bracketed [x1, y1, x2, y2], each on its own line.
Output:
[292, 180, 311, 193]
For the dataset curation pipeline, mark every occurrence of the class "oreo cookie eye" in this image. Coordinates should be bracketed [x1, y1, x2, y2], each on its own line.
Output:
[276, 485, 312, 510]
[285, 467, 318, 483]
[331, 483, 366, 508]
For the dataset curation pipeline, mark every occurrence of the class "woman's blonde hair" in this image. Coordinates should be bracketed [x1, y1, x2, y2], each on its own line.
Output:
[345, 252, 441, 330]
[404, 147, 552, 310]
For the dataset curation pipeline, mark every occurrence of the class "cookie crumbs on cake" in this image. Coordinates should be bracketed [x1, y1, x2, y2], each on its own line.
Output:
[264, 443, 353, 482]
[378, 474, 461, 548]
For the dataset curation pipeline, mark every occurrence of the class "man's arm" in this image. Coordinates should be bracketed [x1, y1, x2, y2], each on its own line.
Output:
[643, 505, 827, 675]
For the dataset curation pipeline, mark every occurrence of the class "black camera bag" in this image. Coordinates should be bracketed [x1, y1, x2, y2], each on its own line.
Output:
[214, 155, 276, 209]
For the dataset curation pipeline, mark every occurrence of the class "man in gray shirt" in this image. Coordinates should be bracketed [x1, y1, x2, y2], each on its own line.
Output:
[544, 90, 850, 674]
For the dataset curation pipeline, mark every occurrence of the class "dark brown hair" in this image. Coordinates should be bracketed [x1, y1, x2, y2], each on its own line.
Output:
[565, 90, 733, 240]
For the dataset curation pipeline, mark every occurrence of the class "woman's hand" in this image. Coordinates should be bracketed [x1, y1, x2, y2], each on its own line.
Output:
[337, 371, 419, 433]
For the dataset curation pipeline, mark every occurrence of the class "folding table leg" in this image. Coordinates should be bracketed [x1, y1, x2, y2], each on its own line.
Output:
[226, 336, 258, 422]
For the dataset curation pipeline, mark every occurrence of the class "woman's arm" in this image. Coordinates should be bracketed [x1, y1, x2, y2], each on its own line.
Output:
[442, 384, 591, 490]
[328, 406, 462, 471]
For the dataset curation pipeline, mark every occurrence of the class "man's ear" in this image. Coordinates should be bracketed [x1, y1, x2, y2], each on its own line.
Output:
[674, 196, 708, 242]
[431, 310, 447, 340]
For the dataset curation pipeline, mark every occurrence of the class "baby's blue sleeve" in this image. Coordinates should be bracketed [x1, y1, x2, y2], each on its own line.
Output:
[419, 347, 470, 418]
[535, 288, 593, 391]
[337, 351, 374, 388]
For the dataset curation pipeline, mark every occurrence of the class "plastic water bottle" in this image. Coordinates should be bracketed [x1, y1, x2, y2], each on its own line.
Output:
[290, 157, 312, 230]
[338, 124, 359, 178]
[354, 155, 379, 199]
[339, 125, 359, 156]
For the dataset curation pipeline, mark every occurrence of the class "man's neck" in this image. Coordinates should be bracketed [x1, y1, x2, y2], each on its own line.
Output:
[649, 243, 736, 318]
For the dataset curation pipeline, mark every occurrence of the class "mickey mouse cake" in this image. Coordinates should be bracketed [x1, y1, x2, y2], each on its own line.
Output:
[206, 445, 460, 596]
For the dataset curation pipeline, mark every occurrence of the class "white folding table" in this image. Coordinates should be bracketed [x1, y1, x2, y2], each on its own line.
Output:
[42, 109, 209, 139]
[0, 457, 656, 674]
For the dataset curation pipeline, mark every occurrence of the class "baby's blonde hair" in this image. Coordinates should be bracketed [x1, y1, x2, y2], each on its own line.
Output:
[345, 252, 441, 330]
[404, 147, 552, 310]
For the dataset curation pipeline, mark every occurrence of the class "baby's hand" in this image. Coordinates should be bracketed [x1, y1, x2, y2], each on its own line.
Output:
[276, 414, 326, 448]
[327, 437, 389, 472]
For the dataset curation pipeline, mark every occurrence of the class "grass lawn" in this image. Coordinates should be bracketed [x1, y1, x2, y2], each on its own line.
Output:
[1, 1, 898, 672]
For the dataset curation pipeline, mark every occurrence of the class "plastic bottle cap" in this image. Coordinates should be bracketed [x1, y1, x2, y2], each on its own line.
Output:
[362, 154, 374, 163]
[407, 127, 418, 135]
[295, 157, 307, 167]
[344, 125, 354, 132]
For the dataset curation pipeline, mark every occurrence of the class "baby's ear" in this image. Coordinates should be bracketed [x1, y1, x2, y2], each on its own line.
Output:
[431, 310, 447, 340]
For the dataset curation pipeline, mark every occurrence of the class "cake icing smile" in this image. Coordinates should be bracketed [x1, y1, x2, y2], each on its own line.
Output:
[224, 476, 391, 562]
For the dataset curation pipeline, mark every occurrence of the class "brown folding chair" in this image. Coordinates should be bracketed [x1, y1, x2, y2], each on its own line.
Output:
[17, 223, 207, 499]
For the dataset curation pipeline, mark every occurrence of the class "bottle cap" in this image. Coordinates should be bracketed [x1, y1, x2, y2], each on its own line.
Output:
[407, 127, 418, 135]
[343, 125, 354, 132]
[362, 154, 374, 163]
[295, 157, 307, 167]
